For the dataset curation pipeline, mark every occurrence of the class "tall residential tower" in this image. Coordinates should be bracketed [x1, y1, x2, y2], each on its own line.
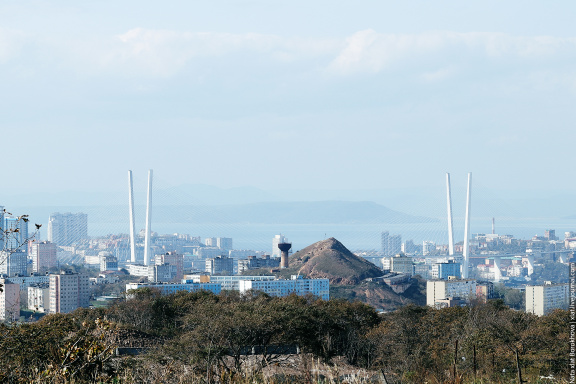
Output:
[47, 212, 88, 246]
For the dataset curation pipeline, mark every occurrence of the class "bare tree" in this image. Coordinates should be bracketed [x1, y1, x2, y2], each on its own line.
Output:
[0, 209, 42, 293]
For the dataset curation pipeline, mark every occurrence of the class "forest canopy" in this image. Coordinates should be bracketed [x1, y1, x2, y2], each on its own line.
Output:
[0, 290, 569, 383]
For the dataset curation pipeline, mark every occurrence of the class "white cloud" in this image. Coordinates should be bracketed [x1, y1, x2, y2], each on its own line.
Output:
[328, 30, 576, 76]
[89, 28, 337, 77]
[4, 26, 575, 86]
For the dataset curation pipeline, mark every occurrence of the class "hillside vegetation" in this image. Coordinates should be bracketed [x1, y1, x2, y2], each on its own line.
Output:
[0, 290, 568, 383]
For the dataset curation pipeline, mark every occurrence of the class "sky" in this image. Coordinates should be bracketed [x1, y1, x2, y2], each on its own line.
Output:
[1, 1, 576, 206]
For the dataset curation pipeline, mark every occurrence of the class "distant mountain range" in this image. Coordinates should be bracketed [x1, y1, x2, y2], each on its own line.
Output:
[15, 201, 437, 227]
[2, 183, 574, 220]
[153, 201, 436, 224]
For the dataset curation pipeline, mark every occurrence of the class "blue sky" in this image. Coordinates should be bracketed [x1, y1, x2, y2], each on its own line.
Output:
[1, 1, 575, 203]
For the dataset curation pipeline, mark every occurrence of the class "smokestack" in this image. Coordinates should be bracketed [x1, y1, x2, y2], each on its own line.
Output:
[144, 169, 153, 266]
[128, 171, 137, 263]
[278, 242, 292, 269]
[462, 172, 472, 279]
[446, 173, 454, 256]
[492, 217, 495, 235]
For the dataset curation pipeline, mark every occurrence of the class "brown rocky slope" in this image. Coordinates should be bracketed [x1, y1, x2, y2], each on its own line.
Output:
[276, 237, 425, 310]
[281, 237, 383, 285]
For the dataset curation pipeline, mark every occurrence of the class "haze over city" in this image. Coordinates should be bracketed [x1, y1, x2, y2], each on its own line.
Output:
[1, 1, 575, 211]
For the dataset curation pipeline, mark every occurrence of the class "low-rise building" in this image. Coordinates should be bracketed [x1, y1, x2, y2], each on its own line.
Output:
[90, 272, 121, 285]
[205, 255, 234, 275]
[431, 260, 461, 280]
[196, 247, 224, 258]
[125, 281, 221, 296]
[389, 255, 414, 276]
[239, 275, 329, 300]
[127, 264, 150, 277]
[149, 264, 178, 283]
[427, 279, 477, 308]
[434, 297, 466, 308]
[184, 274, 276, 290]
[237, 255, 280, 274]
[155, 252, 183, 281]
[413, 263, 431, 279]
[99, 251, 118, 272]
[475, 282, 495, 303]
[2, 274, 50, 291]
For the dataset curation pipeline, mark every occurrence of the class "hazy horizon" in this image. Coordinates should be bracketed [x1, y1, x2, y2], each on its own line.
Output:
[1, 1, 574, 250]
[1, 1, 576, 200]
[4, 181, 573, 251]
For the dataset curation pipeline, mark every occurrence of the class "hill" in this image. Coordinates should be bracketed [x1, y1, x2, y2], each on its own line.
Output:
[273, 237, 426, 310]
[330, 281, 418, 310]
[280, 237, 383, 285]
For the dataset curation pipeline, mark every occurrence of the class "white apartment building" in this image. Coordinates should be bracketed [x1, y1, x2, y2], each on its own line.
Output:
[427, 279, 477, 308]
[28, 283, 50, 313]
[239, 275, 330, 300]
[127, 264, 150, 277]
[184, 274, 276, 291]
[49, 271, 90, 313]
[525, 283, 569, 316]
[0, 279, 20, 322]
[125, 282, 221, 296]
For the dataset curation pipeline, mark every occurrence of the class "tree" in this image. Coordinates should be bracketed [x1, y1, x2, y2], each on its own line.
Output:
[0, 209, 41, 295]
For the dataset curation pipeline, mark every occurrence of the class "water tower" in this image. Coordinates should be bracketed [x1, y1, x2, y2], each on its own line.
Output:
[278, 242, 292, 269]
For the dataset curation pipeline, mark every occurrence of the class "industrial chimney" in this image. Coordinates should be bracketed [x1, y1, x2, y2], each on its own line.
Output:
[278, 242, 292, 269]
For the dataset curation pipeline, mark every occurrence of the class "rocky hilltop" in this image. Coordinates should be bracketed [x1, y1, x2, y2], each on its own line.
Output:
[277, 237, 425, 310]
[281, 237, 382, 285]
